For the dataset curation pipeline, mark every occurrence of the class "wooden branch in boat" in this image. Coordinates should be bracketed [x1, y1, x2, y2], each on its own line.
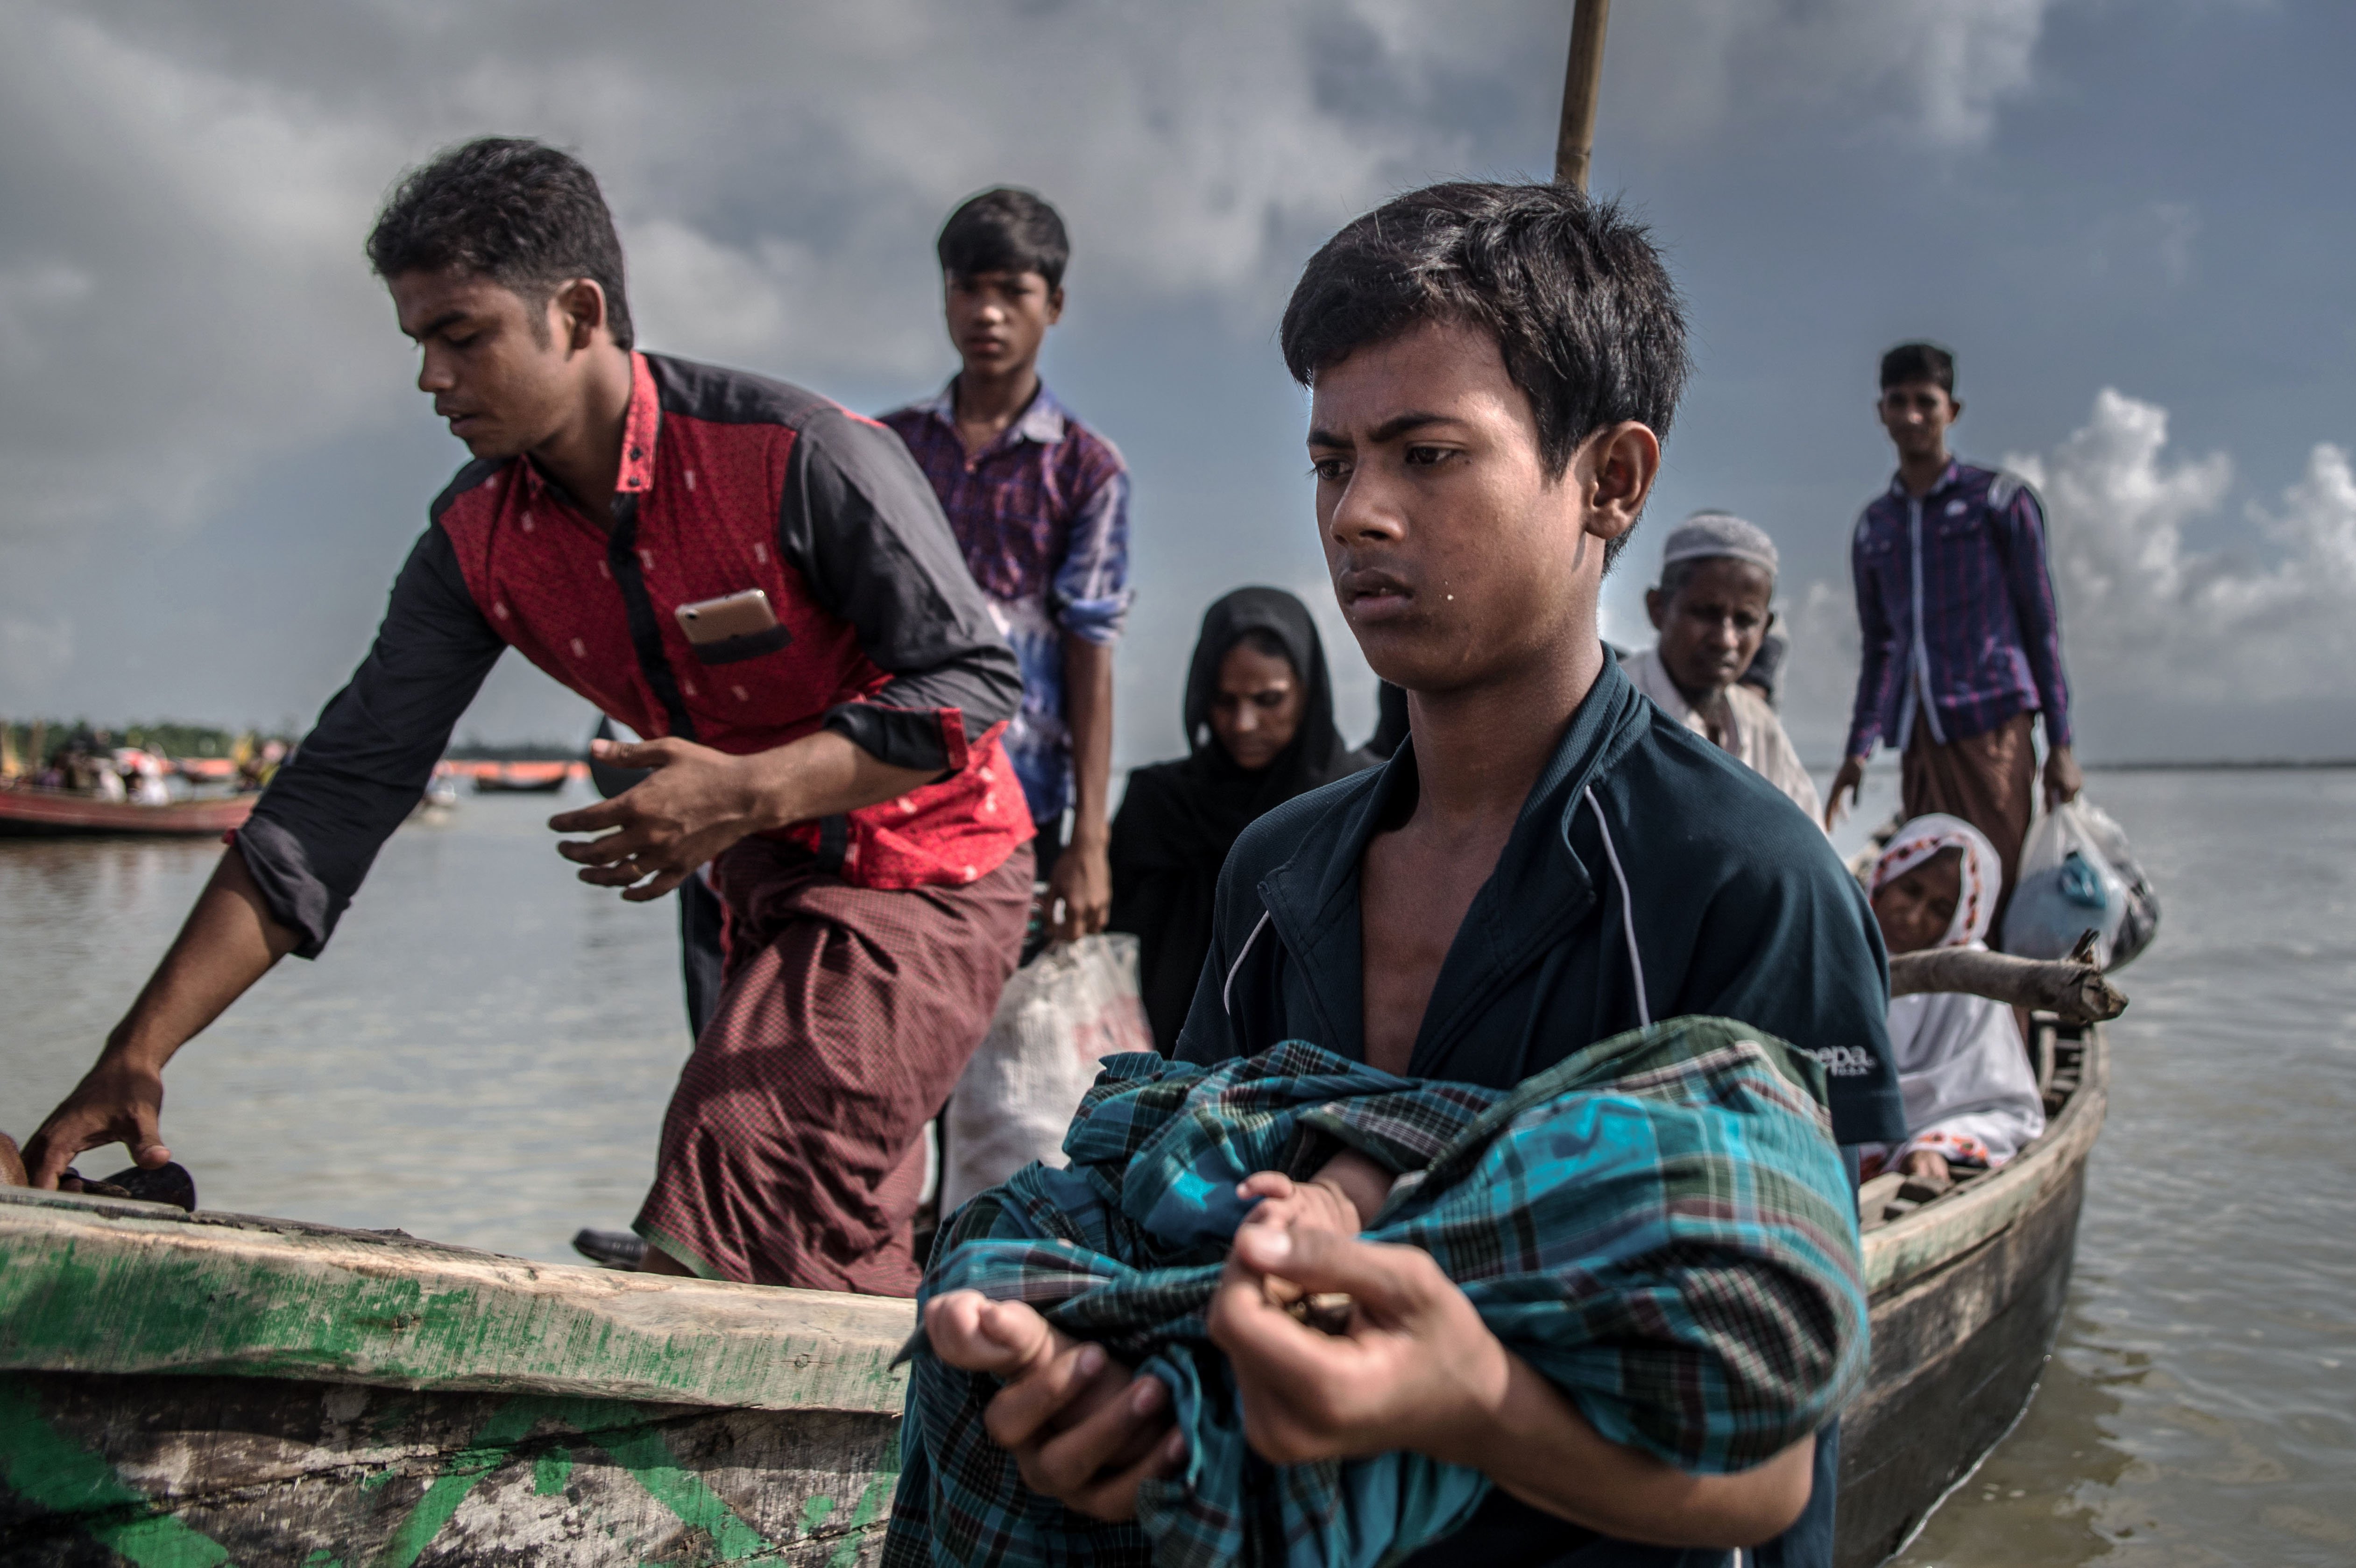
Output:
[1887, 948, 2127, 1023]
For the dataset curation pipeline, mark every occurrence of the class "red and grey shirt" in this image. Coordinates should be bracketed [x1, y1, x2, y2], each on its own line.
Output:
[239, 352, 1027, 957]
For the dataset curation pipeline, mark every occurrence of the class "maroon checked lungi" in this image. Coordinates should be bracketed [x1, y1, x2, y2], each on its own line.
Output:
[634, 836, 1031, 1294]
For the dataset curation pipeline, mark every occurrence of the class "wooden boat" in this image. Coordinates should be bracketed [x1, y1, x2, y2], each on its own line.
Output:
[0, 1188, 914, 1565]
[1835, 1016, 2108, 1565]
[0, 785, 257, 837]
[470, 763, 572, 794]
[0, 1020, 2106, 1566]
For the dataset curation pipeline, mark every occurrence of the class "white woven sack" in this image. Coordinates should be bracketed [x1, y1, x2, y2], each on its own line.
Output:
[941, 932, 1155, 1215]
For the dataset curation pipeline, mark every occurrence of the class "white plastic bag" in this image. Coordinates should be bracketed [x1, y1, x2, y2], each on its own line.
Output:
[2001, 797, 2158, 968]
[941, 933, 1155, 1215]
[2071, 799, 2160, 968]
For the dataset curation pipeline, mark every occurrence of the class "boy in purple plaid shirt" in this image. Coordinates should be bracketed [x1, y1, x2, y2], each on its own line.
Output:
[1825, 342, 2082, 919]
[883, 190, 1132, 944]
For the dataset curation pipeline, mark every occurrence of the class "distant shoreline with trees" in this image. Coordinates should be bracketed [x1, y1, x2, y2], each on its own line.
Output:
[2, 719, 584, 768]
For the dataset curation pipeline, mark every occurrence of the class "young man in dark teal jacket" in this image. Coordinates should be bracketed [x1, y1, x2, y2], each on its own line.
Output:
[923, 182, 1901, 1566]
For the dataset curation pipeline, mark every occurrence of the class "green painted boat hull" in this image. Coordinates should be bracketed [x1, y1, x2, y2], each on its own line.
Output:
[0, 1371, 898, 1567]
[0, 1189, 914, 1564]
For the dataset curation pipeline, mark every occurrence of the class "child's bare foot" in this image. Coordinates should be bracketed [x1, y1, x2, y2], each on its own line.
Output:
[1237, 1171, 1364, 1241]
[1237, 1148, 1397, 1242]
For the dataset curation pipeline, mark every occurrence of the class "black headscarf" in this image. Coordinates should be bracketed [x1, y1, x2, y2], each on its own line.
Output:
[1110, 587, 1370, 1050]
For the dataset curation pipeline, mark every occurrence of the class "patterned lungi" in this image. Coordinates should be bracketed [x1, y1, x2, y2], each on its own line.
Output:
[634, 836, 1032, 1294]
[1903, 711, 2036, 930]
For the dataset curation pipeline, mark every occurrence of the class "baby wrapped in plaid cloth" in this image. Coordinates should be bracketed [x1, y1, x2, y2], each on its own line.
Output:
[886, 1016, 1867, 1568]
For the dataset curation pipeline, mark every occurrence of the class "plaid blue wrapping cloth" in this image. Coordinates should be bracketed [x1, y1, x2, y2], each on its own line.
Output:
[884, 1017, 1867, 1568]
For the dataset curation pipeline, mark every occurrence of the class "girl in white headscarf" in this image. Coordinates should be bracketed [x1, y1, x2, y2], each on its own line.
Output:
[1861, 813, 2047, 1182]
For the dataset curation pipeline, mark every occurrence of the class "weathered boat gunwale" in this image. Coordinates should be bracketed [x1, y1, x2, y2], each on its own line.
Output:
[1860, 1022, 2108, 1297]
[1834, 1022, 2109, 1567]
[0, 1187, 913, 1416]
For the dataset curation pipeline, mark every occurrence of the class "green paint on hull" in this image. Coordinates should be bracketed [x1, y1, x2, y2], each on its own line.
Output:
[0, 1372, 902, 1565]
[533, 1447, 575, 1496]
[0, 1377, 231, 1566]
[0, 1194, 914, 1415]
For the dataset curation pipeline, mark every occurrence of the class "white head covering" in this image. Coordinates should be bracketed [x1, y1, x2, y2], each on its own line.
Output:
[1871, 813, 2001, 948]
[1661, 510, 1779, 577]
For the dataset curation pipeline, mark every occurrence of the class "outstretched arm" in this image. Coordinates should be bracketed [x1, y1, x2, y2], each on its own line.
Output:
[24, 848, 300, 1187]
[28, 525, 504, 1186]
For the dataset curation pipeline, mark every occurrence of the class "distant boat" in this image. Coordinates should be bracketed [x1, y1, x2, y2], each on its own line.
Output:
[471, 762, 571, 794]
[0, 785, 257, 837]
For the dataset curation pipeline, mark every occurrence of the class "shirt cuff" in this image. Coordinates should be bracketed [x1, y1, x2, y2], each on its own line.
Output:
[231, 814, 338, 960]
[1054, 591, 1132, 646]
[822, 702, 961, 774]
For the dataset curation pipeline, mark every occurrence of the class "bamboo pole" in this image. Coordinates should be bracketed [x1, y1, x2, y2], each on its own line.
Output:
[1887, 949, 2127, 1024]
[1554, 0, 1613, 191]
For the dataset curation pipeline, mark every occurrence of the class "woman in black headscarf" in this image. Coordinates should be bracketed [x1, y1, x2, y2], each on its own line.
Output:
[1110, 587, 1374, 1051]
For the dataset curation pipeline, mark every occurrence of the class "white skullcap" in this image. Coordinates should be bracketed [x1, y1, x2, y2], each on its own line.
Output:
[1661, 510, 1779, 576]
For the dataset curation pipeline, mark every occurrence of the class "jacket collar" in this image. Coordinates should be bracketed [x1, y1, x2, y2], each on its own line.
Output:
[920, 376, 1068, 450]
[1885, 457, 1962, 503]
[1255, 650, 1651, 1073]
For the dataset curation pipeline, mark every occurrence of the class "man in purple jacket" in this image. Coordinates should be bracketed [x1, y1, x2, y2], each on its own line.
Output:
[1825, 342, 2080, 918]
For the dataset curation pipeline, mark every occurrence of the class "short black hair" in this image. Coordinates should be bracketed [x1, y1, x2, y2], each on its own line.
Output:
[938, 189, 1069, 291]
[1880, 341, 1954, 394]
[366, 138, 633, 351]
[1281, 182, 1688, 564]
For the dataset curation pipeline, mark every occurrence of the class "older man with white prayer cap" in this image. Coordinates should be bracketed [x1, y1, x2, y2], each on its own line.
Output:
[1628, 510, 1824, 824]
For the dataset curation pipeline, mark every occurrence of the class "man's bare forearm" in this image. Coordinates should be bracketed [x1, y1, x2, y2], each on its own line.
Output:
[1061, 635, 1114, 845]
[26, 847, 302, 1187]
[109, 847, 301, 1068]
[1465, 1354, 1815, 1547]
[740, 729, 942, 829]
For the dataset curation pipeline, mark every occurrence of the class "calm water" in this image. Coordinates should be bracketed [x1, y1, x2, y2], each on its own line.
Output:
[0, 783, 691, 1258]
[4, 770, 2353, 1563]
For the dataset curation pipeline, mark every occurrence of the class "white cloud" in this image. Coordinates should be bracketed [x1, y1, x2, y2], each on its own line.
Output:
[2017, 389, 2356, 705]
[0, 0, 2087, 555]
[1778, 388, 2356, 755]
[0, 0, 1483, 552]
[0, 5, 403, 542]
[1610, 0, 2060, 149]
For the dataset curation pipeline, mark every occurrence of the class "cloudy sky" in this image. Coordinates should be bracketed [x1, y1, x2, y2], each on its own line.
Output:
[4, 0, 2353, 766]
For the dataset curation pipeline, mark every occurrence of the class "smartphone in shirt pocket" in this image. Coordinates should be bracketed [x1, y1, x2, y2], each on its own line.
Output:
[675, 588, 793, 664]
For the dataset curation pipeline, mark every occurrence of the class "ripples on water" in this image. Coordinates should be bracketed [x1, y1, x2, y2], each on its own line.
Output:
[4, 770, 2352, 1563]
[0, 785, 691, 1262]
[1885, 770, 2356, 1567]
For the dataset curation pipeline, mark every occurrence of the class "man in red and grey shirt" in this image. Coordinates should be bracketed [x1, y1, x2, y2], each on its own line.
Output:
[24, 140, 1030, 1295]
